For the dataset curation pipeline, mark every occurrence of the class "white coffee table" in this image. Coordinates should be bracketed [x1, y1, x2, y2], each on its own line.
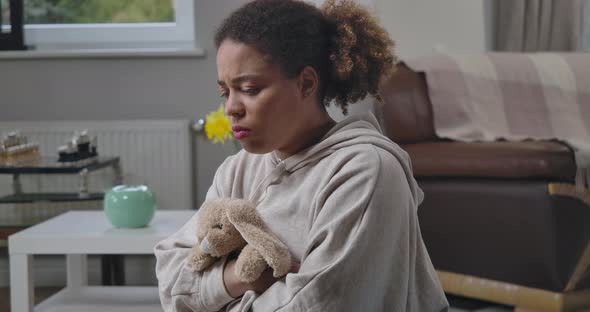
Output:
[8, 210, 195, 312]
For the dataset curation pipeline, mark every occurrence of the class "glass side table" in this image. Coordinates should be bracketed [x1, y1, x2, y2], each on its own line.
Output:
[0, 156, 122, 203]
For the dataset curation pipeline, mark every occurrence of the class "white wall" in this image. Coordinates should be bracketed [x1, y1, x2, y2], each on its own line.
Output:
[376, 0, 491, 60]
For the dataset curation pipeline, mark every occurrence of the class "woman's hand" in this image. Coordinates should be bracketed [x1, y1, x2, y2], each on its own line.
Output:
[223, 258, 300, 298]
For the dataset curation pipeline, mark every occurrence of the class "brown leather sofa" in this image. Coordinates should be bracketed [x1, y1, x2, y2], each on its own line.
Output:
[375, 63, 590, 312]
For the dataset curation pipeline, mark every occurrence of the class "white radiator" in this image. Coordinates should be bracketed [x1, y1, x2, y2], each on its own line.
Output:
[0, 120, 193, 225]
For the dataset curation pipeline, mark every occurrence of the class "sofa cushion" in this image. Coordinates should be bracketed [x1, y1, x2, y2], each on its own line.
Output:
[403, 141, 576, 182]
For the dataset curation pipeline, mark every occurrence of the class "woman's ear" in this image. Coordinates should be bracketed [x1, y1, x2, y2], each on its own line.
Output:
[298, 66, 319, 99]
[226, 200, 292, 278]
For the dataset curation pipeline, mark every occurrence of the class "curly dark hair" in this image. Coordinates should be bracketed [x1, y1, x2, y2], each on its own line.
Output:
[215, 0, 396, 115]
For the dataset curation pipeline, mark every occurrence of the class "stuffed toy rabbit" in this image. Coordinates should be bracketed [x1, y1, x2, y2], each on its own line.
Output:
[190, 198, 292, 283]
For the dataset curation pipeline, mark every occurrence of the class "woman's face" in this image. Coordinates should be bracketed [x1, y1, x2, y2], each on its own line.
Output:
[216, 39, 312, 156]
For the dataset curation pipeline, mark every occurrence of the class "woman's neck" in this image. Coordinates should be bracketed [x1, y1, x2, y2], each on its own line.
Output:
[275, 112, 336, 160]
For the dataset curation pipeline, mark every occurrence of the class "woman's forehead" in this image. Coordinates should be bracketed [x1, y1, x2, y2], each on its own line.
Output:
[216, 40, 277, 81]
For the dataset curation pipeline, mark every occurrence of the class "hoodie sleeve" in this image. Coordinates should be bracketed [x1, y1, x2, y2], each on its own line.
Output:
[227, 147, 448, 312]
[154, 158, 238, 312]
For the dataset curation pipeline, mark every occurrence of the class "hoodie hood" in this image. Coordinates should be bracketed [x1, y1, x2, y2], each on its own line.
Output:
[259, 113, 424, 207]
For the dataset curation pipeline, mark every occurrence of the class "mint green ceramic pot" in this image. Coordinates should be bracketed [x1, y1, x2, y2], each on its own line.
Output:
[103, 185, 156, 228]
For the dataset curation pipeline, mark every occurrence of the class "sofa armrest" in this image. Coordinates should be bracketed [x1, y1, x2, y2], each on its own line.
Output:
[403, 141, 576, 182]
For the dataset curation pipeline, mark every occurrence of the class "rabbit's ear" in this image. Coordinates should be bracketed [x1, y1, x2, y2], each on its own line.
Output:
[226, 200, 291, 278]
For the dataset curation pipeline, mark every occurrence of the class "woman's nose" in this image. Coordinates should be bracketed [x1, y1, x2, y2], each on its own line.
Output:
[224, 94, 245, 118]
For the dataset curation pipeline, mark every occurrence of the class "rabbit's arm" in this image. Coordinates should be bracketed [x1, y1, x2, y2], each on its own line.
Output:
[234, 244, 267, 283]
[190, 245, 217, 271]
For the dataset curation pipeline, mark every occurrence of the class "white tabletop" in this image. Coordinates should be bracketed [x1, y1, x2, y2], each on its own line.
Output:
[8, 210, 195, 255]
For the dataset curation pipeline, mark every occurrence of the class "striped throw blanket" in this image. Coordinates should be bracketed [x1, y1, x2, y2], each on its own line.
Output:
[405, 52, 590, 190]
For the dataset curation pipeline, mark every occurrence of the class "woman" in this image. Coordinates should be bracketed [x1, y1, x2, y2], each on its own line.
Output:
[155, 0, 449, 311]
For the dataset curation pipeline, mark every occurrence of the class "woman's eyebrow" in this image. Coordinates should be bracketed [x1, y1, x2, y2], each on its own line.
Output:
[218, 74, 263, 86]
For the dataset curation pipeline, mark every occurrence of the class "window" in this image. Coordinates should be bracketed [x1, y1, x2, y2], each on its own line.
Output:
[1, 0, 196, 51]
[0, 0, 24, 50]
[584, 0, 590, 50]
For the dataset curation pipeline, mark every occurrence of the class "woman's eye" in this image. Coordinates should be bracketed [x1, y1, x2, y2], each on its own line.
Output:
[243, 88, 260, 96]
[213, 224, 223, 229]
[219, 92, 228, 99]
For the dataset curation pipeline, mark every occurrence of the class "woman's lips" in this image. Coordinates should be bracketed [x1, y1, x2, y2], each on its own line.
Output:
[232, 126, 251, 139]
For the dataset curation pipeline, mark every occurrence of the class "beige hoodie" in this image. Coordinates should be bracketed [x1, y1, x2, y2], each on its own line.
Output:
[154, 113, 449, 312]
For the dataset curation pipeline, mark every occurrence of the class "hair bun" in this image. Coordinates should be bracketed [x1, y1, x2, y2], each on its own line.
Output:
[320, 0, 397, 114]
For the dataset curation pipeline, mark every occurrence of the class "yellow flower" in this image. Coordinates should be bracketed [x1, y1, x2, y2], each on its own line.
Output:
[204, 104, 233, 144]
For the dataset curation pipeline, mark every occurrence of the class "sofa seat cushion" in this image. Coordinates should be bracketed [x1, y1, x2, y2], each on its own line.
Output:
[403, 141, 576, 182]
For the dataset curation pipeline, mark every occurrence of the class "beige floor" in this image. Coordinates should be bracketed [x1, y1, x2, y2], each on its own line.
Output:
[0, 287, 61, 312]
